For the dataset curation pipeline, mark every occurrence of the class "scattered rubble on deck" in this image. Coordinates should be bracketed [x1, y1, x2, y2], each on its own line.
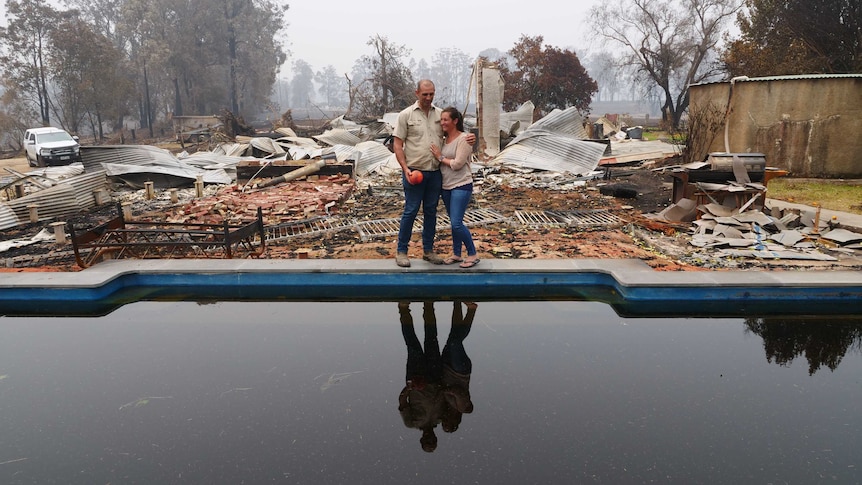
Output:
[641, 151, 861, 264]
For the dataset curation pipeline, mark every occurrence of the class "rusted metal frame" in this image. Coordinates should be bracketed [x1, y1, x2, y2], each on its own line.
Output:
[80, 227, 245, 258]
[70, 207, 265, 267]
[69, 216, 126, 268]
[76, 231, 238, 263]
[224, 208, 266, 258]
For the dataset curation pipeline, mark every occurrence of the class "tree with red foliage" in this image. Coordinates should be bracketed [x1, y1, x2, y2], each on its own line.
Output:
[497, 35, 597, 118]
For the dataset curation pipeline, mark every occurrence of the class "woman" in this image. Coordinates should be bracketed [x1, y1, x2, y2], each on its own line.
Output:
[430, 107, 479, 268]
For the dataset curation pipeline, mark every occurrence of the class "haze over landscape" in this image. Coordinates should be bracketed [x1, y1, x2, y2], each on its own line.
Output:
[284, 1, 601, 76]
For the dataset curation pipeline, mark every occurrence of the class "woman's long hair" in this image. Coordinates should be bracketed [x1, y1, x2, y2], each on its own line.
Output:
[442, 106, 465, 133]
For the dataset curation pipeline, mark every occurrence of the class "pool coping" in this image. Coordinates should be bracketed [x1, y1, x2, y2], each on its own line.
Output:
[2, 259, 860, 317]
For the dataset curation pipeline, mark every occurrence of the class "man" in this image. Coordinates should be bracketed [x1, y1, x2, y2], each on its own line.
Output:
[393, 80, 473, 267]
[397, 301, 444, 451]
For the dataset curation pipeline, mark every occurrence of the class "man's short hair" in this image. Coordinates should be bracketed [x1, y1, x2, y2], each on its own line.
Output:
[417, 79, 435, 91]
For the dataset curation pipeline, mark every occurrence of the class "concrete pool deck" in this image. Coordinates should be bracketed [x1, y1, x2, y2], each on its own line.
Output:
[1, 258, 860, 317]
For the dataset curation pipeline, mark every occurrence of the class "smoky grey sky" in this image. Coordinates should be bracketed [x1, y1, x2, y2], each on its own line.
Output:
[283, 0, 601, 78]
[0, 1, 602, 79]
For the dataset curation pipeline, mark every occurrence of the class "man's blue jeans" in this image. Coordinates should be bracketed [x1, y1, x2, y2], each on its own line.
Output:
[397, 170, 442, 254]
[441, 184, 476, 258]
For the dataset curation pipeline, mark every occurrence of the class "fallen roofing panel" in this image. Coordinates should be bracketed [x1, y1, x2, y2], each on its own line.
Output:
[7, 179, 83, 223]
[494, 105, 605, 174]
[1, 164, 102, 229]
[247, 137, 287, 155]
[81, 145, 178, 167]
[314, 128, 363, 147]
[102, 162, 231, 188]
[178, 152, 255, 172]
[498, 101, 535, 136]
[0, 203, 19, 230]
[0, 228, 55, 252]
[213, 143, 252, 157]
[820, 228, 862, 244]
[82, 145, 232, 188]
[495, 136, 606, 174]
[769, 230, 805, 247]
[732, 211, 773, 225]
[351, 141, 396, 176]
[523, 106, 589, 138]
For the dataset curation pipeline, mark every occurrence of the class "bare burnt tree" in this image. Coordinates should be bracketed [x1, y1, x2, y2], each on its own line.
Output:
[590, 0, 741, 129]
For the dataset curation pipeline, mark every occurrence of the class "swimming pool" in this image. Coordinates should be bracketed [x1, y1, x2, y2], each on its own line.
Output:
[2, 300, 860, 484]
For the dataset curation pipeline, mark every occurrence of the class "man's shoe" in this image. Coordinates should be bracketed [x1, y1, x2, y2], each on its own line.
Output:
[423, 251, 444, 265]
[396, 252, 411, 267]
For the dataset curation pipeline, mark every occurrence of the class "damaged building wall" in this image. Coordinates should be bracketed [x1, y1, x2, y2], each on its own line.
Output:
[689, 74, 862, 178]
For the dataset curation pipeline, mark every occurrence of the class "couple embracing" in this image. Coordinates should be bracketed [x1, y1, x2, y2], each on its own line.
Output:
[393, 79, 479, 269]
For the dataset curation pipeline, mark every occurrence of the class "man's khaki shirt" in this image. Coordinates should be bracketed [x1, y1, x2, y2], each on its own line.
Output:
[394, 102, 443, 171]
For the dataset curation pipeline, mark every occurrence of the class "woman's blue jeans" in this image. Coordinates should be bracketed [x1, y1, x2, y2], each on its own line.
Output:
[397, 170, 442, 254]
[441, 184, 476, 257]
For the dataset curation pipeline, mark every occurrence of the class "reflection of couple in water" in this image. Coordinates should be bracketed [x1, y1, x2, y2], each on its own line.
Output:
[397, 300, 476, 452]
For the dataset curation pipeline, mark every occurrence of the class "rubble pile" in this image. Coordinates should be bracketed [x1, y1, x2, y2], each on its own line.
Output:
[637, 194, 862, 268]
[2, 103, 861, 272]
[693, 203, 861, 260]
[161, 174, 354, 226]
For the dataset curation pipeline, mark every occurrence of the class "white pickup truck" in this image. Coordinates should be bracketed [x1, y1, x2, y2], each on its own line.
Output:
[23, 127, 82, 167]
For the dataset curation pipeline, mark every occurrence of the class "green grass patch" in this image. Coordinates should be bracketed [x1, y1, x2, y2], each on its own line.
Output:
[768, 179, 862, 215]
[640, 128, 670, 142]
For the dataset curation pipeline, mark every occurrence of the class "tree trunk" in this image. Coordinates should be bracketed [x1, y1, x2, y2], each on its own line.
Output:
[97, 111, 104, 141]
[173, 78, 183, 116]
[143, 62, 154, 138]
[37, 38, 50, 126]
[226, 1, 241, 115]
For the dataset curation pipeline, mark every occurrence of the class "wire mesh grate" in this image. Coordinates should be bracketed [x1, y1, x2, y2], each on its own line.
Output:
[514, 210, 569, 227]
[355, 208, 510, 242]
[355, 218, 409, 242]
[553, 209, 623, 227]
[266, 216, 358, 242]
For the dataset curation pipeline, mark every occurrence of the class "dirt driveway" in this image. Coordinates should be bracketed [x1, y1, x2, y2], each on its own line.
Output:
[0, 157, 31, 173]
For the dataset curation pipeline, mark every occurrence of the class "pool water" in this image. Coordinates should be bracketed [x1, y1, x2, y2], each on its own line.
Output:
[1, 300, 860, 484]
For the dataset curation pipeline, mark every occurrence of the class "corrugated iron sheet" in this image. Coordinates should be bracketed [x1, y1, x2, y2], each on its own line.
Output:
[325, 145, 360, 165]
[82, 145, 230, 186]
[522, 106, 589, 139]
[7, 183, 78, 223]
[178, 152, 254, 175]
[352, 141, 395, 176]
[692, 73, 862, 86]
[0, 203, 19, 230]
[495, 136, 606, 174]
[327, 116, 371, 139]
[269, 135, 319, 148]
[81, 145, 179, 171]
[4, 170, 109, 225]
[274, 127, 298, 138]
[248, 137, 287, 155]
[499, 101, 535, 135]
[358, 121, 391, 139]
[314, 128, 363, 147]
[494, 105, 603, 174]
[69, 170, 111, 213]
[212, 142, 251, 157]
